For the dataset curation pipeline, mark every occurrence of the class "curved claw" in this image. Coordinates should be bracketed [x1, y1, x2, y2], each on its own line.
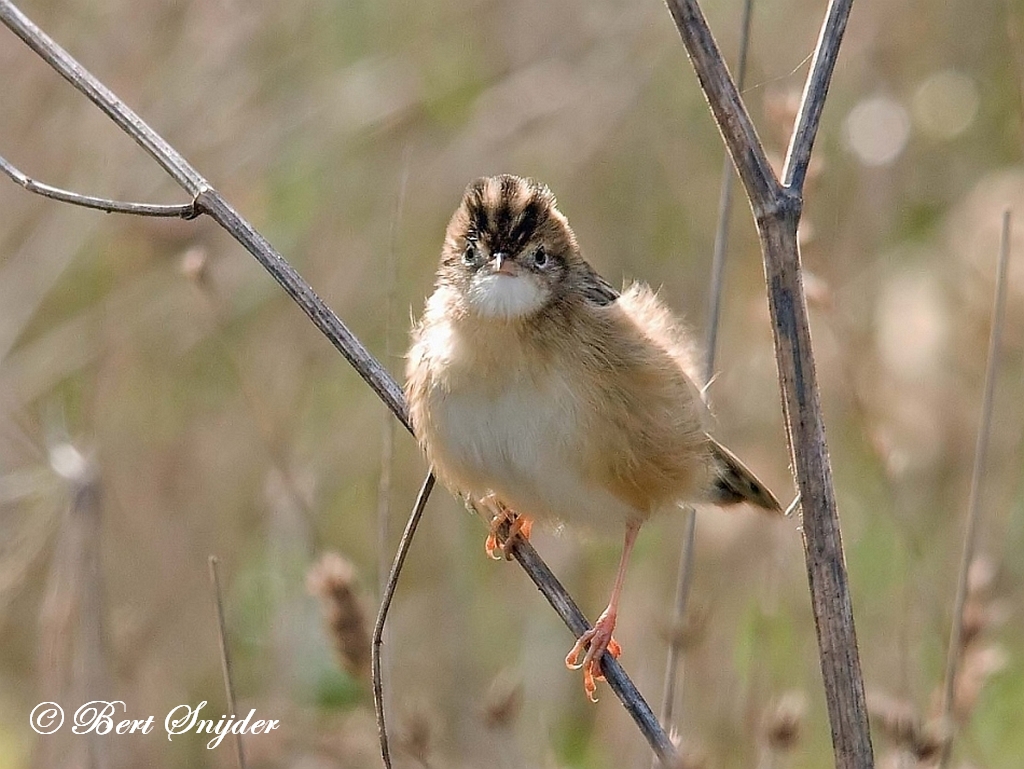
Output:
[484, 531, 504, 560]
[482, 498, 532, 560]
[565, 622, 621, 702]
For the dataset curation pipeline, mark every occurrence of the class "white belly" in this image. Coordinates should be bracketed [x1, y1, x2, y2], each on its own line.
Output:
[427, 373, 641, 532]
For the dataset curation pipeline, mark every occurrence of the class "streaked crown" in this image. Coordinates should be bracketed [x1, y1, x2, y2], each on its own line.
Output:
[435, 174, 618, 317]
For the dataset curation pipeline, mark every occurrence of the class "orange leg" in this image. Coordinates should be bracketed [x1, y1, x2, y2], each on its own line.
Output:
[565, 521, 641, 702]
[480, 495, 533, 560]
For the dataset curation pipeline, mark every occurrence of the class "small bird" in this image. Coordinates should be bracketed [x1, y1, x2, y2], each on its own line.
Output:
[406, 174, 782, 701]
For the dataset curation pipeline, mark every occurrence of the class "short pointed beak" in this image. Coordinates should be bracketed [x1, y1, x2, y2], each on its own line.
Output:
[492, 253, 518, 276]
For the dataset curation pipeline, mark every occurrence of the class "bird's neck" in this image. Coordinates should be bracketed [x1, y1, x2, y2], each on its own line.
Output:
[426, 286, 560, 382]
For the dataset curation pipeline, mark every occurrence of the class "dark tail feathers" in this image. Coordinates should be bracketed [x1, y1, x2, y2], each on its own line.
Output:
[707, 436, 783, 514]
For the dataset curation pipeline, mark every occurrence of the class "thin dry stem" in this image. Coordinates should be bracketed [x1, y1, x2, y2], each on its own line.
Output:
[780, 0, 855, 190]
[703, 0, 756, 382]
[665, 0, 873, 765]
[658, 506, 697, 738]
[658, 0, 756, 746]
[375, 159, 410, 721]
[208, 556, 247, 769]
[378, 157, 409, 590]
[39, 441, 107, 768]
[0, 154, 197, 217]
[1, 2, 678, 764]
[373, 472, 436, 769]
[939, 209, 1013, 767]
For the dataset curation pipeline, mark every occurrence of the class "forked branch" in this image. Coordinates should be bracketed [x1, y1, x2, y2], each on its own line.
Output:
[663, 0, 873, 767]
[663, 0, 780, 215]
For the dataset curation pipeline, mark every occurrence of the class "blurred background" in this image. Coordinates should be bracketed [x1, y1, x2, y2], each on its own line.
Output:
[1, 0, 1022, 766]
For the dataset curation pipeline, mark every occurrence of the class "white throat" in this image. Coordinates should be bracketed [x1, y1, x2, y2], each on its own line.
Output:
[466, 272, 546, 319]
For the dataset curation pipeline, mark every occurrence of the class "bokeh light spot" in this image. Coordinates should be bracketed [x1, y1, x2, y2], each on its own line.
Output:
[913, 69, 979, 140]
[843, 94, 911, 167]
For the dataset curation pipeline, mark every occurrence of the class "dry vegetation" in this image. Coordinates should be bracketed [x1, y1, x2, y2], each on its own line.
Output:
[1, 0, 1022, 767]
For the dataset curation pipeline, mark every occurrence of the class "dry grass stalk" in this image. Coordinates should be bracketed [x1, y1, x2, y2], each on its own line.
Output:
[38, 441, 107, 768]
[940, 210, 1013, 767]
[208, 555, 248, 769]
[659, 0, 755, 748]
[945, 556, 1008, 726]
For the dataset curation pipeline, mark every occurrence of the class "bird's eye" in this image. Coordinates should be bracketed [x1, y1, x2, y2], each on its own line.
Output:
[463, 243, 480, 267]
[533, 247, 548, 268]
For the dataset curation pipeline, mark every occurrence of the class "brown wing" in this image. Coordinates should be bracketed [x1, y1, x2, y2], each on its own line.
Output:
[562, 284, 712, 514]
[706, 436, 783, 513]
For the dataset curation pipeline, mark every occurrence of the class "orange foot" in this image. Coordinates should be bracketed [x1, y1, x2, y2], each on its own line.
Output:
[481, 497, 533, 560]
[565, 610, 622, 702]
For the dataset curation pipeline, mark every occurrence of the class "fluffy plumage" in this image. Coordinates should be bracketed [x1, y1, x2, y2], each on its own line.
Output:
[406, 174, 781, 699]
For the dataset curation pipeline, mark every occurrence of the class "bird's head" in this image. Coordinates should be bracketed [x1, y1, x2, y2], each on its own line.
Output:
[437, 174, 584, 320]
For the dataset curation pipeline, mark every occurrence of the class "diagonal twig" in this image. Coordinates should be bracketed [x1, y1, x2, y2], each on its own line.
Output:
[0, 1, 677, 764]
[664, 0, 780, 213]
[781, 0, 856, 190]
[0, 154, 197, 217]
[939, 209, 1013, 767]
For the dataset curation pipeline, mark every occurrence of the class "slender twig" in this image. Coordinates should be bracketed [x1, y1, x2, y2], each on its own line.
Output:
[0, 155, 197, 217]
[0, 2, 203, 192]
[664, 0, 874, 766]
[657, 506, 696, 742]
[0, 4, 678, 763]
[657, 1, 756, 745]
[208, 556, 247, 769]
[377, 163, 407, 593]
[939, 210, 1013, 767]
[373, 472, 436, 769]
[703, 0, 753, 380]
[664, 0, 781, 214]
[780, 0, 855, 190]
[505, 522, 679, 765]
[375, 157, 410, 728]
[193, 190, 410, 428]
